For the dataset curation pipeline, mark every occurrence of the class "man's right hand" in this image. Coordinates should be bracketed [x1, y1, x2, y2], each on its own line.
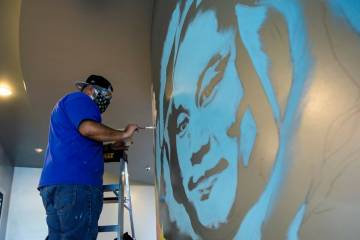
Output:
[79, 121, 141, 143]
[124, 124, 140, 138]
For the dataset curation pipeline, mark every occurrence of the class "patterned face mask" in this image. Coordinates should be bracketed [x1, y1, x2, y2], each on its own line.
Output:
[91, 86, 112, 113]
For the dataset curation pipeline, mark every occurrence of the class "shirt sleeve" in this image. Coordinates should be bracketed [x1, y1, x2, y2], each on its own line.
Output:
[63, 94, 101, 129]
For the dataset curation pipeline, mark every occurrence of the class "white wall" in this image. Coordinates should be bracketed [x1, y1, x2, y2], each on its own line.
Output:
[0, 146, 14, 240]
[6, 167, 156, 240]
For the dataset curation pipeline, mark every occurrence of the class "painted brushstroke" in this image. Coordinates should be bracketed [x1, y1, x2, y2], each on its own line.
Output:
[287, 203, 307, 240]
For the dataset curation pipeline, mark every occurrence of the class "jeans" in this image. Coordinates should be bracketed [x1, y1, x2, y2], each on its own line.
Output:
[40, 185, 103, 240]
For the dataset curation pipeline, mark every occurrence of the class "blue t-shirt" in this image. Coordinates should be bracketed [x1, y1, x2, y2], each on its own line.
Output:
[39, 92, 104, 187]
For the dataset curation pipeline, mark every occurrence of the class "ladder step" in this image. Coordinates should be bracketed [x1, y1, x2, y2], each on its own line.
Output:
[98, 225, 119, 232]
[103, 184, 120, 192]
[103, 197, 120, 203]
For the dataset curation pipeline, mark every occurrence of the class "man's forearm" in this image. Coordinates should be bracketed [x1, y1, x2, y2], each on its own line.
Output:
[78, 120, 130, 142]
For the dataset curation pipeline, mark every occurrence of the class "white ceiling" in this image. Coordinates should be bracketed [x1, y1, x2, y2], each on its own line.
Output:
[0, 0, 155, 184]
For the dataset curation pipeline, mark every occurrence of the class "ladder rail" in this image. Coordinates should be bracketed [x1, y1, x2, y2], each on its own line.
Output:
[118, 159, 125, 240]
[124, 161, 136, 239]
[99, 147, 136, 240]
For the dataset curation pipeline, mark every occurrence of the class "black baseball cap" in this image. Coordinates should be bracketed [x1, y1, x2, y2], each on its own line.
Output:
[75, 74, 114, 92]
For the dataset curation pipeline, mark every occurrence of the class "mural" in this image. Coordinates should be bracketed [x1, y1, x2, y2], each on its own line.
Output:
[152, 0, 360, 239]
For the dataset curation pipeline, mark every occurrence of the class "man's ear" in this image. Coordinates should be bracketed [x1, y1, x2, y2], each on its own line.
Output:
[234, 3, 295, 121]
[83, 85, 95, 96]
[259, 8, 293, 121]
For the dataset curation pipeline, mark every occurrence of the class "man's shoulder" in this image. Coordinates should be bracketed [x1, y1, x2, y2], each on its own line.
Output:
[58, 91, 93, 106]
[63, 91, 90, 101]
[58, 91, 100, 118]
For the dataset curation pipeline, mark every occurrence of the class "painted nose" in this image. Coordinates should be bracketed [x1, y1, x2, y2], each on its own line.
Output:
[190, 140, 210, 166]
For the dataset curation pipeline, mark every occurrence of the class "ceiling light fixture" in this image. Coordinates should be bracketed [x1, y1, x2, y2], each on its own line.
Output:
[34, 148, 44, 153]
[23, 80, 28, 92]
[145, 166, 151, 172]
[0, 86, 12, 97]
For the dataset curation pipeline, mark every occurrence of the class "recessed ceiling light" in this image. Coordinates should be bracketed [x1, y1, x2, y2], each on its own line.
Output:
[0, 86, 12, 97]
[34, 148, 44, 153]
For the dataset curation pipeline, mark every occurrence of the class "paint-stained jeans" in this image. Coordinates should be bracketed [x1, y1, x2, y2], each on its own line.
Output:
[39, 185, 103, 240]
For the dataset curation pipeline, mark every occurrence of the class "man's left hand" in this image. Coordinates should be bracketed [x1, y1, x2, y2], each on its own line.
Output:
[111, 141, 129, 150]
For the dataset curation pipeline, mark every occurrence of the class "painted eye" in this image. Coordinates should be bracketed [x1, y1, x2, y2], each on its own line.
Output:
[197, 53, 230, 107]
[176, 112, 189, 136]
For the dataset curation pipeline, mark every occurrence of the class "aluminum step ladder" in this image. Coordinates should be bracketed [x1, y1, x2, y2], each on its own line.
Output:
[99, 146, 136, 240]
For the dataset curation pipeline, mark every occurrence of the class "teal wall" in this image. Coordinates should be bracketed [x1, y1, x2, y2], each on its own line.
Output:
[151, 0, 360, 239]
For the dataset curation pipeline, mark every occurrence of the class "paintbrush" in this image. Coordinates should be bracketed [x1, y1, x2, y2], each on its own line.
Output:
[144, 126, 156, 130]
[116, 126, 156, 131]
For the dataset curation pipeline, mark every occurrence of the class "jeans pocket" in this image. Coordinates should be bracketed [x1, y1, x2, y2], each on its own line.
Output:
[54, 186, 77, 214]
[93, 187, 104, 217]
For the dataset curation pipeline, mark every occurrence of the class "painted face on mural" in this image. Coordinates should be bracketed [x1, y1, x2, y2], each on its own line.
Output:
[168, 10, 246, 227]
[160, 3, 285, 237]
[157, 0, 314, 238]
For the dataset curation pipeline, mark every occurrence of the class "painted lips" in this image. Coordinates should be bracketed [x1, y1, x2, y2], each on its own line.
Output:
[187, 158, 229, 197]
